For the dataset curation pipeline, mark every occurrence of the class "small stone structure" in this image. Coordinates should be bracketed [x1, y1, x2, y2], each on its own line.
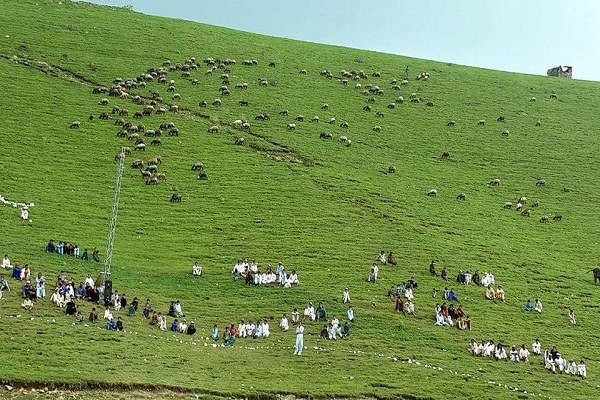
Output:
[547, 65, 572, 78]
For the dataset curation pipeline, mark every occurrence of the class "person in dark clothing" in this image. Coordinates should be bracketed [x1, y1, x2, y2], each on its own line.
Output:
[46, 240, 56, 253]
[120, 293, 127, 310]
[89, 307, 98, 324]
[81, 249, 89, 261]
[115, 317, 124, 331]
[65, 299, 77, 316]
[187, 321, 197, 335]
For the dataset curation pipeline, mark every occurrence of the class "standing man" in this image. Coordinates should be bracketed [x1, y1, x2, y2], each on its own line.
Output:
[294, 321, 304, 356]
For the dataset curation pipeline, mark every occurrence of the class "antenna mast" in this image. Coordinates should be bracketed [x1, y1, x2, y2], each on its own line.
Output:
[103, 148, 125, 280]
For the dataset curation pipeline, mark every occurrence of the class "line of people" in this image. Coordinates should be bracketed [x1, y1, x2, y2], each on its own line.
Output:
[232, 259, 299, 287]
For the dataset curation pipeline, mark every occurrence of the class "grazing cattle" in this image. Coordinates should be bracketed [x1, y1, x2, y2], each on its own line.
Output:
[540, 215, 549, 223]
[478, 120, 485, 126]
[134, 143, 146, 151]
[192, 162, 204, 171]
[489, 178, 501, 186]
[447, 120, 455, 126]
[456, 193, 466, 200]
[441, 152, 450, 160]
[151, 139, 162, 146]
[553, 213, 562, 221]
[319, 132, 332, 139]
[287, 123, 296, 130]
[428, 189, 437, 197]
[70, 121, 80, 129]
[170, 193, 182, 202]
[590, 268, 600, 285]
[536, 179, 546, 187]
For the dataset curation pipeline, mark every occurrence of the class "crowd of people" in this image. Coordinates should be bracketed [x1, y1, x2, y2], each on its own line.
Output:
[45, 240, 100, 262]
[232, 259, 299, 287]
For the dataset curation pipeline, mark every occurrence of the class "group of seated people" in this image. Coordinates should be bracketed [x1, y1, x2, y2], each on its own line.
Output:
[387, 278, 418, 300]
[544, 346, 586, 377]
[232, 259, 299, 287]
[45, 240, 99, 262]
[484, 284, 505, 301]
[470, 271, 495, 287]
[525, 299, 543, 313]
[303, 301, 329, 321]
[169, 318, 197, 335]
[434, 303, 470, 329]
[470, 339, 538, 361]
[429, 260, 449, 281]
[377, 250, 398, 266]
[319, 317, 350, 340]
[234, 319, 271, 339]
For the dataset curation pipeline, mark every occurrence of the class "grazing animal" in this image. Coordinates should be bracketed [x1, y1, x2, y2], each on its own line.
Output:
[489, 178, 501, 186]
[319, 132, 332, 139]
[376, 111, 384, 118]
[191, 162, 204, 171]
[114, 153, 125, 161]
[373, 126, 382, 132]
[212, 99, 222, 106]
[530, 97, 537, 102]
[295, 115, 304, 122]
[131, 159, 143, 169]
[151, 139, 162, 146]
[456, 192, 466, 200]
[553, 213, 562, 221]
[516, 202, 523, 211]
[441, 152, 450, 160]
[239, 100, 249, 106]
[518, 196, 527, 204]
[531, 200, 539, 208]
[321, 103, 329, 110]
[396, 96, 404, 103]
[299, 69, 307, 74]
[70, 121, 80, 129]
[478, 119, 485, 126]
[208, 125, 219, 133]
[447, 120, 455, 126]
[114, 118, 125, 126]
[99, 112, 109, 120]
[170, 193, 182, 203]
[363, 105, 372, 112]
[540, 215, 549, 223]
[146, 165, 158, 173]
[387, 103, 396, 109]
[121, 147, 131, 155]
[428, 189, 437, 197]
[521, 209, 531, 216]
[99, 98, 109, 105]
[589, 267, 600, 285]
[426, 101, 434, 107]
[168, 128, 179, 136]
[550, 93, 557, 99]
[279, 109, 289, 116]
[329, 117, 336, 124]
[497, 116, 505, 122]
[268, 62, 276, 67]
[535, 120, 541, 127]
[312, 116, 319, 123]
[503, 202, 512, 209]
[156, 173, 166, 181]
[287, 123, 296, 130]
[536, 179, 546, 187]
[199, 101, 208, 107]
[140, 170, 151, 178]
[198, 171, 208, 180]
[340, 122, 349, 128]
[170, 105, 179, 113]
[241, 122, 250, 130]
[146, 176, 159, 185]
[134, 143, 146, 151]
[502, 130, 509, 136]
[388, 166, 396, 174]
[235, 137, 245, 145]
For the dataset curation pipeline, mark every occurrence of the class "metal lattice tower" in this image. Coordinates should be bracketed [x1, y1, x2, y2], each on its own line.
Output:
[103, 148, 125, 280]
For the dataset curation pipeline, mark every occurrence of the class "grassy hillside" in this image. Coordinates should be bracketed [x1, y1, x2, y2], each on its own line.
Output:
[0, 1, 599, 399]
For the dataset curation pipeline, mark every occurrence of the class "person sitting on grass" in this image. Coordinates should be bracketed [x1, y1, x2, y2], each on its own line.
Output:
[532, 338, 541, 355]
[304, 302, 316, 321]
[441, 267, 448, 281]
[429, 259, 437, 276]
[578, 360, 586, 378]
[316, 301, 327, 321]
[170, 319, 179, 332]
[211, 324, 219, 340]
[342, 321, 350, 338]
[89, 307, 98, 324]
[519, 344, 530, 362]
[485, 285, 496, 300]
[280, 314, 289, 331]
[388, 286, 395, 300]
[65, 298, 77, 316]
[534, 299, 543, 313]
[0, 274, 10, 291]
[150, 311, 158, 326]
[525, 299, 533, 311]
[92, 248, 100, 262]
[159, 314, 167, 331]
[143, 299, 154, 319]
[22, 297, 34, 311]
[74, 311, 84, 324]
[320, 325, 328, 339]
[192, 262, 202, 276]
[106, 317, 116, 331]
[405, 300, 415, 315]
[115, 316, 124, 331]
[378, 250, 386, 265]
[387, 251, 397, 266]
[495, 343, 507, 360]
[81, 249, 89, 261]
[127, 302, 136, 317]
[395, 296, 404, 313]
[177, 319, 188, 333]
[187, 321, 196, 335]
[404, 286, 414, 301]
[173, 300, 185, 317]
[509, 345, 519, 362]
[496, 285, 505, 302]
[223, 326, 235, 347]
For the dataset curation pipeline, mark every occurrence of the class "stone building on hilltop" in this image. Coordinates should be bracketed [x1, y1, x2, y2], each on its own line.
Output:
[547, 65, 572, 78]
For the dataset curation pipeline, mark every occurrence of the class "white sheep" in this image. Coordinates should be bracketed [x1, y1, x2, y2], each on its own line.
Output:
[489, 178, 501, 186]
[373, 126, 382, 132]
[287, 123, 296, 130]
[233, 120, 244, 129]
[428, 189, 437, 197]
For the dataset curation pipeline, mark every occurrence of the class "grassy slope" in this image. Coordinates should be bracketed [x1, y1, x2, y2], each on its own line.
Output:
[0, 1, 599, 399]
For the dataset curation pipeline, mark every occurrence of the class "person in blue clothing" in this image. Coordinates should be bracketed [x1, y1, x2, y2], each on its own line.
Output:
[171, 319, 179, 332]
[525, 300, 533, 311]
[107, 317, 116, 330]
[210, 324, 219, 340]
[448, 288, 460, 302]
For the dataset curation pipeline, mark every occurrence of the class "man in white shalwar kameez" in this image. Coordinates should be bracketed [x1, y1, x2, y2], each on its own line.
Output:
[532, 339, 541, 356]
[304, 302, 316, 321]
[294, 322, 304, 356]
[342, 288, 351, 303]
[279, 314, 289, 331]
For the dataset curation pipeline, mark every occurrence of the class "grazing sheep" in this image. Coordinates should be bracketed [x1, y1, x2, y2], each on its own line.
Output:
[441, 152, 450, 159]
[363, 105, 372, 112]
[388, 166, 396, 174]
[497, 116, 505, 122]
[339, 136, 348, 142]
[478, 119, 485, 126]
[410, 97, 420, 103]
[329, 117, 336, 124]
[428, 189, 437, 197]
[151, 139, 162, 146]
[141, 170, 152, 178]
[133, 112, 143, 119]
[239, 100, 249, 106]
[312, 116, 319, 123]
[521, 209, 531, 216]
[503, 202, 512, 209]
[146, 176, 159, 185]
[173, 93, 181, 100]
[268, 62, 276, 67]
[287, 123, 296, 130]
[111, 106, 121, 114]
[367, 97, 376, 104]
[340, 121, 349, 128]
[168, 128, 179, 136]
[279, 109, 289, 116]
[321, 103, 329, 110]
[148, 156, 162, 165]
[212, 99, 222, 106]
[320, 132, 332, 139]
[255, 114, 266, 121]
[531, 200, 539, 208]
[345, 139, 352, 147]
[376, 111, 384, 118]
[517, 202, 524, 211]
[456, 192, 466, 200]
[447, 120, 455, 126]
[502, 130, 509, 136]
[69, 121, 80, 129]
[114, 153, 125, 162]
[170, 192, 182, 202]
[116, 130, 128, 138]
[241, 122, 250, 130]
[295, 115, 304, 122]
[372, 126, 382, 132]
[396, 96, 404, 103]
[540, 215, 549, 223]
[235, 137, 245, 145]
[233, 120, 244, 129]
[99, 98, 109, 105]
[355, 83, 362, 89]
[530, 97, 537, 102]
[170, 105, 179, 113]
[131, 159, 143, 169]
[299, 69, 307, 74]
[535, 120, 541, 127]
[372, 71, 381, 77]
[489, 178, 501, 186]
[553, 213, 562, 221]
[208, 125, 219, 133]
[387, 103, 396, 109]
[402, 79, 409, 85]
[121, 147, 131, 155]
[134, 143, 146, 151]
[156, 107, 167, 115]
[536, 179, 546, 187]
[518, 196, 527, 204]
[198, 171, 208, 180]
[191, 79, 199, 85]
[550, 93, 557, 99]
[391, 85, 401, 90]
[199, 101, 208, 108]
[146, 165, 158, 174]
[156, 173, 166, 181]
[191, 162, 204, 171]
[425, 101, 434, 107]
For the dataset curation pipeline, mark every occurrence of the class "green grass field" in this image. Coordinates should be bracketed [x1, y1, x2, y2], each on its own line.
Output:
[0, 1, 599, 399]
